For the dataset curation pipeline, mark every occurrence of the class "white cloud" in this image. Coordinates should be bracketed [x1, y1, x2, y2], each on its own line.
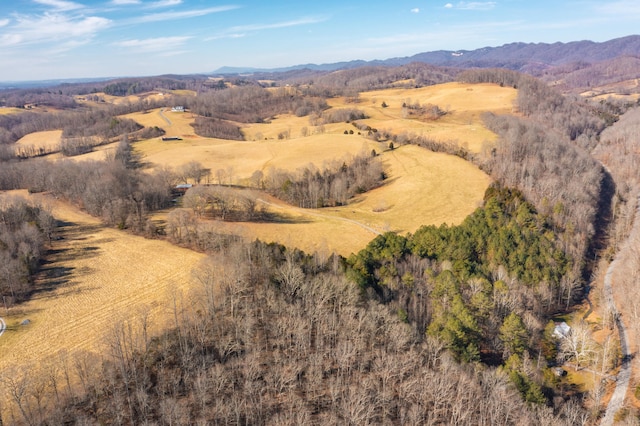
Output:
[205, 33, 246, 41]
[205, 16, 326, 42]
[444, 3, 453, 8]
[0, 13, 112, 48]
[146, 0, 183, 8]
[228, 16, 328, 33]
[111, 0, 141, 4]
[454, 2, 497, 10]
[1, 34, 23, 46]
[0, 19, 10, 27]
[32, 0, 84, 11]
[592, 0, 640, 16]
[128, 5, 239, 24]
[116, 36, 191, 52]
[411, 8, 420, 13]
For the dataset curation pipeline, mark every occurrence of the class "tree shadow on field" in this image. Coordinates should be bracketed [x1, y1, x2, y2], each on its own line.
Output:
[30, 264, 76, 300]
[30, 219, 104, 300]
[253, 211, 313, 224]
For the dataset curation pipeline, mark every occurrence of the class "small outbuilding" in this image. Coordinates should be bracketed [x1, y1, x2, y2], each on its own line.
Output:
[553, 322, 571, 339]
[174, 184, 193, 194]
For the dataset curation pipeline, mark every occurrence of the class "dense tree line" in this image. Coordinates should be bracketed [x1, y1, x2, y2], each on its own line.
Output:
[0, 100, 168, 148]
[0, 89, 78, 109]
[1, 240, 587, 425]
[592, 107, 640, 255]
[481, 113, 603, 286]
[0, 195, 55, 306]
[183, 86, 328, 123]
[313, 108, 368, 125]
[102, 78, 189, 96]
[358, 125, 472, 161]
[591, 107, 640, 424]
[182, 185, 262, 221]
[544, 56, 640, 94]
[0, 142, 174, 234]
[264, 152, 385, 208]
[288, 63, 457, 95]
[458, 69, 606, 150]
[61, 112, 141, 141]
[345, 185, 620, 412]
[347, 186, 571, 361]
[191, 117, 244, 140]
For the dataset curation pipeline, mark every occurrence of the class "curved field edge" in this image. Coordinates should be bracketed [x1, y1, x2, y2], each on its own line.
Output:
[0, 190, 206, 376]
[200, 145, 491, 257]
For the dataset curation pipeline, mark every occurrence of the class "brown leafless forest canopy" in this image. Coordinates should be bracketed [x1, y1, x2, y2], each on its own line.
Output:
[2, 53, 640, 424]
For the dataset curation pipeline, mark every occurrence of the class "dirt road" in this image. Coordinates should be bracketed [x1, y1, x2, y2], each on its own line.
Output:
[600, 258, 632, 426]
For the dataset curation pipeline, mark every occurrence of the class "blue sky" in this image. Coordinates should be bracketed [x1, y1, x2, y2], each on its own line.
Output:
[0, 0, 638, 81]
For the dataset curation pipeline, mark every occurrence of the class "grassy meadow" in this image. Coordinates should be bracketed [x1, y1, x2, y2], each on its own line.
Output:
[15, 130, 63, 155]
[0, 190, 206, 377]
[349, 82, 516, 153]
[0, 82, 508, 409]
[131, 82, 507, 254]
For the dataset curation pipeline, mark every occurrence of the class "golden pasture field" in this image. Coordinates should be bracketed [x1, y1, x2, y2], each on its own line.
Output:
[0, 83, 499, 405]
[15, 129, 62, 151]
[0, 107, 23, 115]
[18, 83, 503, 255]
[208, 145, 489, 257]
[0, 190, 206, 379]
[127, 82, 503, 255]
[137, 133, 382, 182]
[348, 82, 517, 153]
[76, 91, 169, 106]
[125, 108, 197, 138]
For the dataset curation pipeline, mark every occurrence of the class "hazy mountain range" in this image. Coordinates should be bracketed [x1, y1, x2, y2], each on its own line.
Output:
[2, 35, 639, 91]
[214, 34, 640, 75]
[213, 35, 640, 88]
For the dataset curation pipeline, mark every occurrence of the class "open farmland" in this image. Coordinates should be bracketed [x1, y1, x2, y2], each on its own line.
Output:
[0, 107, 23, 115]
[137, 133, 382, 181]
[125, 107, 198, 138]
[15, 130, 62, 156]
[210, 145, 490, 256]
[76, 91, 168, 106]
[0, 190, 206, 378]
[350, 82, 517, 153]
[127, 83, 501, 255]
[133, 132, 491, 255]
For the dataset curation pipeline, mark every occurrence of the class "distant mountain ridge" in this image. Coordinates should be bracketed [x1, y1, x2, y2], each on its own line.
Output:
[214, 35, 640, 75]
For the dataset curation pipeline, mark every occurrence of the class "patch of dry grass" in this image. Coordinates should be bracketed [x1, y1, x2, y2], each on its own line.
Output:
[136, 133, 381, 184]
[0, 107, 23, 115]
[193, 144, 489, 257]
[125, 108, 198, 138]
[0, 191, 206, 376]
[15, 130, 62, 151]
[136, 83, 501, 255]
[333, 82, 516, 153]
[170, 89, 197, 97]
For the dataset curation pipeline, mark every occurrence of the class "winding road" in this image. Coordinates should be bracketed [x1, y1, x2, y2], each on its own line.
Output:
[600, 258, 632, 426]
[599, 193, 640, 426]
[158, 107, 172, 126]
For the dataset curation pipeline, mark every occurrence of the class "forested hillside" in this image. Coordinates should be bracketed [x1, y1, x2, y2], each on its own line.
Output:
[1, 59, 638, 424]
